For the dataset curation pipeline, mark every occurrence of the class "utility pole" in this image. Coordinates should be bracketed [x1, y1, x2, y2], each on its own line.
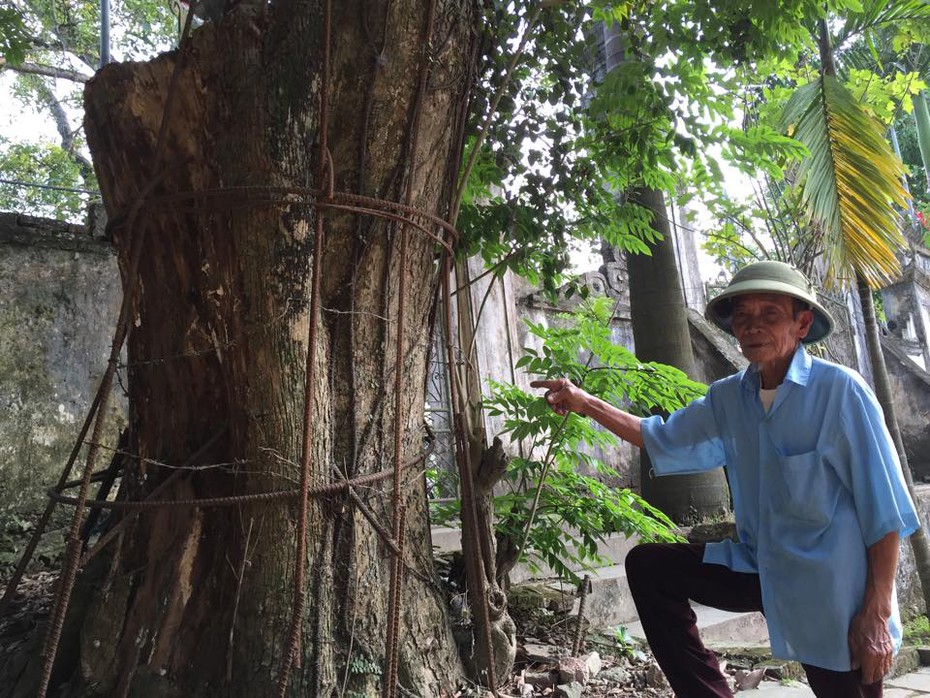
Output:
[100, 0, 110, 68]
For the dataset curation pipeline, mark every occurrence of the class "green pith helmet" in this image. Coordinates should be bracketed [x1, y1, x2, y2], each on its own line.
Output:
[705, 260, 835, 344]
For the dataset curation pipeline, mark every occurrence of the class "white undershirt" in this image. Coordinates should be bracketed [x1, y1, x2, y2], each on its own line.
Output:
[759, 387, 778, 412]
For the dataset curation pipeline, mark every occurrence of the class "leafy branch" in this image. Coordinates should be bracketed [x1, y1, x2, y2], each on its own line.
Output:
[433, 297, 700, 583]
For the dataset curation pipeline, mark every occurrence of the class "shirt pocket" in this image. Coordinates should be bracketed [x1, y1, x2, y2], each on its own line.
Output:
[776, 450, 839, 527]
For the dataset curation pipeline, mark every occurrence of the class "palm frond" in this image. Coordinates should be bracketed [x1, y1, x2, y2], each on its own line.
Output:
[836, 0, 930, 48]
[780, 74, 908, 288]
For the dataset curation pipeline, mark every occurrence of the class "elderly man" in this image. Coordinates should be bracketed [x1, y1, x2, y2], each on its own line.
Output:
[532, 261, 919, 698]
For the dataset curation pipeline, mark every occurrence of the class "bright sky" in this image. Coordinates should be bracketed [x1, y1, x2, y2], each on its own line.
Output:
[0, 73, 62, 143]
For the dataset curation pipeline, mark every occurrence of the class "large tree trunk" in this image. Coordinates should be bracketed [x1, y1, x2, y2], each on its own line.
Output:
[50, 2, 478, 696]
[627, 188, 730, 524]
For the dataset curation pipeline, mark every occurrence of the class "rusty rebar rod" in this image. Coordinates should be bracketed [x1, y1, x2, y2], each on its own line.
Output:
[383, 504, 406, 698]
[572, 575, 592, 657]
[277, 0, 331, 693]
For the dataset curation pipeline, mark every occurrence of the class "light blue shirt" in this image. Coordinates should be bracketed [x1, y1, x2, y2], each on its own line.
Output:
[641, 345, 920, 671]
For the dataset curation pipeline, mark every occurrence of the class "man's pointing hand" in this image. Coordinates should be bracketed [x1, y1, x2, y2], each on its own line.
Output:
[529, 378, 589, 417]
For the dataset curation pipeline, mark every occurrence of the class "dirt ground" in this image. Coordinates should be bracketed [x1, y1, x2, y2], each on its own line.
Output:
[450, 579, 802, 698]
[0, 568, 783, 698]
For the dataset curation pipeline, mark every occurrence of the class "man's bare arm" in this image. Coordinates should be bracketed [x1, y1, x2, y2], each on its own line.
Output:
[530, 378, 644, 448]
[849, 531, 899, 684]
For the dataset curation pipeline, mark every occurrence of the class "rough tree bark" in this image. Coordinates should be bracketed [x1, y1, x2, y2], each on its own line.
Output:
[627, 189, 731, 523]
[44, 2, 479, 696]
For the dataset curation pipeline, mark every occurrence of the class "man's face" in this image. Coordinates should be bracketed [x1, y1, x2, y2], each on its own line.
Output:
[730, 293, 813, 367]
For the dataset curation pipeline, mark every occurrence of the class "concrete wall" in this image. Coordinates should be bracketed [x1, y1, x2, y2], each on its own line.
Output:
[459, 259, 641, 485]
[0, 212, 125, 520]
[897, 484, 930, 618]
[882, 256, 930, 372]
[687, 308, 747, 384]
[516, 267, 640, 487]
[883, 337, 930, 481]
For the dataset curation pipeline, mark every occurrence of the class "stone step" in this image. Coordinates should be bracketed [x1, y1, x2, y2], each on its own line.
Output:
[436, 526, 768, 650]
[558, 564, 639, 629]
[886, 666, 930, 695]
[624, 603, 769, 649]
[557, 559, 769, 646]
[431, 526, 643, 583]
[712, 654, 930, 697]
[430, 525, 462, 554]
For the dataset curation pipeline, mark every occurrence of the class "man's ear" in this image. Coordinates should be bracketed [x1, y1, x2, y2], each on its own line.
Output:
[797, 309, 814, 340]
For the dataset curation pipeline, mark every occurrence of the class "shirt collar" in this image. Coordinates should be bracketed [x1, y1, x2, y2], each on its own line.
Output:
[740, 344, 811, 391]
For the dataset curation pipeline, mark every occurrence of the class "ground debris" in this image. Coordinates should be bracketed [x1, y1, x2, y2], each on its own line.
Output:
[0, 571, 55, 637]
[0, 570, 55, 694]
[501, 579, 812, 697]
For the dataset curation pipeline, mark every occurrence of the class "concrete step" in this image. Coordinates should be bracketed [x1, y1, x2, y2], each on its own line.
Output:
[554, 564, 639, 628]
[548, 563, 768, 641]
[886, 666, 930, 695]
[720, 659, 930, 697]
[436, 526, 768, 650]
[624, 603, 769, 649]
[431, 525, 643, 583]
[430, 526, 462, 554]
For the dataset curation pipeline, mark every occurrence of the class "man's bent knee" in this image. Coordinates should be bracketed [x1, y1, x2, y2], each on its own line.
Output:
[625, 542, 675, 589]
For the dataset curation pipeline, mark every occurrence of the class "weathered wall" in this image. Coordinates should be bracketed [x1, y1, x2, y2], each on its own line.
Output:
[0, 211, 125, 522]
[897, 484, 930, 618]
[687, 308, 746, 384]
[882, 337, 930, 480]
[515, 264, 641, 487]
[882, 255, 930, 372]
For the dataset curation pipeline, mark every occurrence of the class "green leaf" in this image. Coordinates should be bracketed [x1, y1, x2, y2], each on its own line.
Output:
[0, 7, 30, 65]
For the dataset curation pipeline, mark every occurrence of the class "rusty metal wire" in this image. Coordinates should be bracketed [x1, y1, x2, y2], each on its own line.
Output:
[382, 1, 441, 693]
[79, 429, 227, 566]
[143, 187, 458, 254]
[572, 574, 592, 656]
[335, 469, 437, 590]
[47, 461, 419, 510]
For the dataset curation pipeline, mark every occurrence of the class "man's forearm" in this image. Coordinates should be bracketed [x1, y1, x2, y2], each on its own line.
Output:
[580, 394, 645, 448]
[848, 530, 900, 683]
[863, 531, 899, 617]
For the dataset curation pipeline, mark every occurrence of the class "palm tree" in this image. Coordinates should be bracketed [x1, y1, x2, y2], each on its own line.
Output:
[780, 10, 930, 614]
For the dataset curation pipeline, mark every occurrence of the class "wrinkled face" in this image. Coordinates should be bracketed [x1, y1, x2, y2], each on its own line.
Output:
[730, 293, 813, 368]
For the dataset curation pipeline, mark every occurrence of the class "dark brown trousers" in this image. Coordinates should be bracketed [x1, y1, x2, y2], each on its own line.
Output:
[624, 543, 882, 698]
